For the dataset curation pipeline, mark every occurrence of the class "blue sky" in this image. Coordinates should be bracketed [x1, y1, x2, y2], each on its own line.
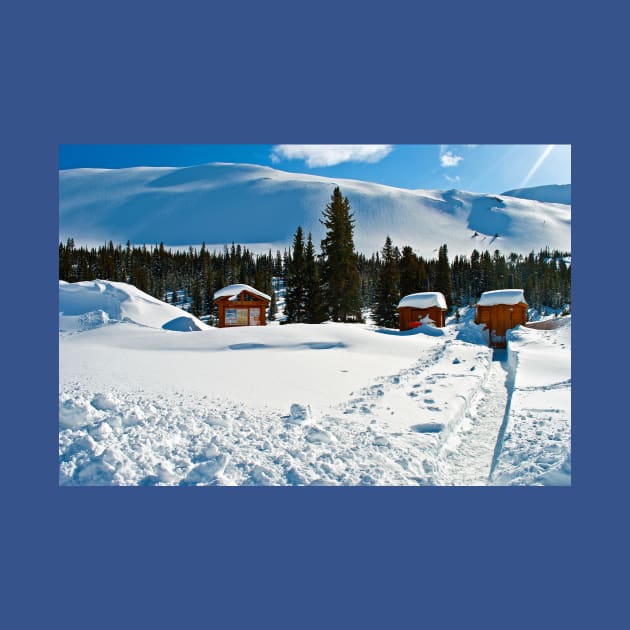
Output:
[59, 144, 570, 194]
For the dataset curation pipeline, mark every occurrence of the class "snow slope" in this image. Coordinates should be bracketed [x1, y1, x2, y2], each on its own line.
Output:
[59, 280, 571, 486]
[59, 163, 571, 256]
[501, 184, 571, 205]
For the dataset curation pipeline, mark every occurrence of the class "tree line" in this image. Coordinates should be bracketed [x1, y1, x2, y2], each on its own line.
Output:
[59, 186, 571, 326]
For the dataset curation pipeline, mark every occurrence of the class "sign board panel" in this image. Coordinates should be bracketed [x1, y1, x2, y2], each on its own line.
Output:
[249, 308, 261, 326]
[225, 308, 249, 326]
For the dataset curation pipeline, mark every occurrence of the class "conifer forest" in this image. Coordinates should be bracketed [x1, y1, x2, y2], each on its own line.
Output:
[59, 187, 571, 326]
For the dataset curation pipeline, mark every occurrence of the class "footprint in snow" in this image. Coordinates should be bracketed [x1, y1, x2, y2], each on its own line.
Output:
[411, 423, 443, 434]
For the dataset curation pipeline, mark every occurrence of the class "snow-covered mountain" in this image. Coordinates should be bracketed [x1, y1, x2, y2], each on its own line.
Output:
[59, 163, 571, 256]
[501, 184, 571, 205]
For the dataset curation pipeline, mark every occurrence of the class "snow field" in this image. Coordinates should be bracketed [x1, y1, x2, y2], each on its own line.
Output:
[58, 341, 490, 486]
[59, 281, 572, 485]
[58, 323, 496, 486]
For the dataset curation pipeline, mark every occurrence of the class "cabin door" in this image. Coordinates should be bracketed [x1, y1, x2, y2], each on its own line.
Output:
[490, 330, 506, 348]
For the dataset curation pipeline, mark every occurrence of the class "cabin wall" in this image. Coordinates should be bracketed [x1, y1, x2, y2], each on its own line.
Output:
[398, 306, 445, 330]
[475, 303, 527, 346]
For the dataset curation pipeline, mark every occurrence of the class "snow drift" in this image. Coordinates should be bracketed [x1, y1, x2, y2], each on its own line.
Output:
[59, 279, 209, 333]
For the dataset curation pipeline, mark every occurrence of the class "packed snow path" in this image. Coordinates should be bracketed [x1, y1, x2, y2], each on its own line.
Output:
[435, 352, 510, 485]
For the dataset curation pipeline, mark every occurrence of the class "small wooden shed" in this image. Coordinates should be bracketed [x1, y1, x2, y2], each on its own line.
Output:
[475, 289, 528, 348]
[398, 292, 447, 330]
[213, 284, 271, 328]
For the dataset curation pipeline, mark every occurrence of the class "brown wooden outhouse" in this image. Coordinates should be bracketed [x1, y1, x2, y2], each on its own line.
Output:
[214, 284, 271, 328]
[475, 289, 528, 348]
[398, 292, 447, 330]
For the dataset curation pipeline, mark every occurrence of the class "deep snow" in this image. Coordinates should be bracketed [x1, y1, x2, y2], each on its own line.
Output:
[59, 280, 571, 486]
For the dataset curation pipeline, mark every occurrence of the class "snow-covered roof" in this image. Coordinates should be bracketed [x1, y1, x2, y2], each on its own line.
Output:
[213, 284, 271, 302]
[477, 289, 527, 306]
[398, 292, 447, 310]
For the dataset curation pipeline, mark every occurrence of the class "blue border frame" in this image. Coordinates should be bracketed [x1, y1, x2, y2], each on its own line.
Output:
[5, 1, 620, 628]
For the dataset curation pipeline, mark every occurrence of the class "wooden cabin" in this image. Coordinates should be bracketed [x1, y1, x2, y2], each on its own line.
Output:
[475, 289, 528, 348]
[213, 284, 271, 328]
[398, 292, 447, 330]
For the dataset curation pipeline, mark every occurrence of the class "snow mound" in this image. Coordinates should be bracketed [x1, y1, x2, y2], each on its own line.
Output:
[162, 316, 204, 332]
[59, 280, 210, 332]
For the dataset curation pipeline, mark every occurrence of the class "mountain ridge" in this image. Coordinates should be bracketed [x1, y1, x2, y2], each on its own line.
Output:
[501, 183, 571, 205]
[59, 162, 571, 256]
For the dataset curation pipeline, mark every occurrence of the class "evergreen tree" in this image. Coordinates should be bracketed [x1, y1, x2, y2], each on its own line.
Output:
[481, 250, 494, 293]
[190, 278, 203, 317]
[204, 267, 215, 320]
[320, 187, 363, 322]
[303, 232, 326, 323]
[284, 226, 307, 323]
[399, 245, 420, 298]
[269, 288, 278, 322]
[434, 244, 453, 310]
[470, 249, 482, 300]
[59, 237, 571, 322]
[372, 236, 400, 327]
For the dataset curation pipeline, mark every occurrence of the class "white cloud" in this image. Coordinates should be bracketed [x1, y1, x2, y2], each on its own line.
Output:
[439, 146, 463, 168]
[270, 144, 393, 168]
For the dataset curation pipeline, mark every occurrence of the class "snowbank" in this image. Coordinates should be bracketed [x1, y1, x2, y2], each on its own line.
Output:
[398, 292, 447, 310]
[490, 317, 571, 485]
[59, 280, 210, 332]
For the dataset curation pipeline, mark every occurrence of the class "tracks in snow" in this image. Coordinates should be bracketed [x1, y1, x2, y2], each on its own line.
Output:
[435, 353, 510, 485]
[332, 337, 513, 485]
